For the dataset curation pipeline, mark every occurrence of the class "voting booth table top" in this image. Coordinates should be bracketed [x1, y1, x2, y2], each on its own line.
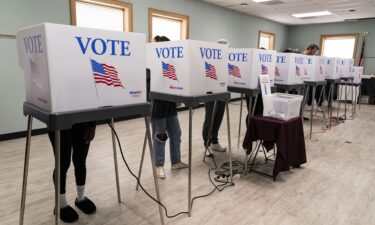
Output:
[16, 23, 164, 225]
[243, 116, 307, 180]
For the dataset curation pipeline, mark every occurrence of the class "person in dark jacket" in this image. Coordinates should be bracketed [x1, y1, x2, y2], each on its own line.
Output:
[49, 122, 96, 223]
[150, 35, 188, 179]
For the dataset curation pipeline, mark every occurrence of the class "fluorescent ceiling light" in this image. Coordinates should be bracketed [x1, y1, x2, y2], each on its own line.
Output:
[292, 11, 333, 18]
[252, 0, 273, 2]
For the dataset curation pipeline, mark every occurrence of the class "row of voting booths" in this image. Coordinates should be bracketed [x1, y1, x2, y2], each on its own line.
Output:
[16, 23, 364, 225]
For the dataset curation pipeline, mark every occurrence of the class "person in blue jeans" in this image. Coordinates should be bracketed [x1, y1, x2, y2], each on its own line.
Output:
[150, 35, 188, 179]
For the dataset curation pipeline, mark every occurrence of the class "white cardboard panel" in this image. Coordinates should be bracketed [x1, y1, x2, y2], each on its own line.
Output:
[352, 66, 363, 84]
[17, 23, 146, 113]
[147, 40, 228, 96]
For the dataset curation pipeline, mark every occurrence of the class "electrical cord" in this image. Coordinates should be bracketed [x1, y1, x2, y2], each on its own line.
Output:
[106, 120, 233, 219]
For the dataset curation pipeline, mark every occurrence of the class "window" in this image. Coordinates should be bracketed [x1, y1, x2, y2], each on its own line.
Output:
[258, 31, 275, 50]
[320, 34, 358, 59]
[149, 8, 189, 42]
[70, 0, 133, 32]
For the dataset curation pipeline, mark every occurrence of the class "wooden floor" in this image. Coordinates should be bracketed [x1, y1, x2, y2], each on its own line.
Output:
[1, 101, 375, 225]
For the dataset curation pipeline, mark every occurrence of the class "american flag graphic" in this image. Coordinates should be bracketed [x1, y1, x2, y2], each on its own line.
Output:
[319, 66, 324, 75]
[261, 64, 268, 75]
[228, 63, 241, 78]
[304, 68, 308, 76]
[29, 58, 43, 89]
[275, 66, 280, 76]
[205, 62, 218, 80]
[296, 66, 301, 76]
[162, 62, 178, 81]
[91, 59, 124, 88]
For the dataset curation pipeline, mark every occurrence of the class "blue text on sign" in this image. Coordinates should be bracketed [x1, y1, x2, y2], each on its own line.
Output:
[24, 35, 43, 53]
[276, 56, 286, 63]
[259, 54, 272, 62]
[155, 47, 183, 59]
[200, 48, 222, 59]
[75, 37, 131, 56]
[229, 53, 248, 62]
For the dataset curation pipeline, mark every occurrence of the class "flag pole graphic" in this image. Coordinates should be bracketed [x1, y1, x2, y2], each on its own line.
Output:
[90, 58, 99, 99]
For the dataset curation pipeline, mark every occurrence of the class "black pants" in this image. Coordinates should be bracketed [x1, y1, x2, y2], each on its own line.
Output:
[202, 101, 225, 145]
[307, 85, 323, 107]
[48, 123, 94, 194]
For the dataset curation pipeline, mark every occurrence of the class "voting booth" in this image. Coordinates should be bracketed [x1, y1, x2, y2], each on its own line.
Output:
[339, 58, 354, 78]
[227, 48, 276, 89]
[16, 23, 146, 113]
[274, 53, 304, 85]
[302, 56, 325, 82]
[325, 58, 340, 79]
[352, 66, 363, 84]
[146, 40, 228, 96]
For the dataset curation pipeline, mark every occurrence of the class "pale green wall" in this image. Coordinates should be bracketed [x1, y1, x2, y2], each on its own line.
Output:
[0, 0, 288, 135]
[287, 20, 375, 75]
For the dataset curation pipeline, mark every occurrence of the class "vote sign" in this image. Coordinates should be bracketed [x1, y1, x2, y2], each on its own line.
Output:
[351, 66, 363, 84]
[339, 58, 354, 78]
[302, 56, 325, 82]
[17, 23, 146, 113]
[227, 48, 276, 89]
[146, 40, 228, 96]
[274, 53, 305, 85]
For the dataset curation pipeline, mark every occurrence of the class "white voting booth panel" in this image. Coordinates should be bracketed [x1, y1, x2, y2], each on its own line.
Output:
[339, 58, 354, 78]
[274, 53, 304, 85]
[147, 40, 228, 96]
[325, 58, 340, 79]
[227, 48, 276, 89]
[352, 66, 363, 84]
[16, 23, 146, 113]
[302, 56, 325, 82]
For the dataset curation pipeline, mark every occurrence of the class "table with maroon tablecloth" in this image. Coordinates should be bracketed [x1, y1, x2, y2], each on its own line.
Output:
[243, 116, 307, 179]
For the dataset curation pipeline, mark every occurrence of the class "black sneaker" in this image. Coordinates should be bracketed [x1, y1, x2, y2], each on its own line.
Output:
[54, 205, 79, 223]
[75, 197, 96, 214]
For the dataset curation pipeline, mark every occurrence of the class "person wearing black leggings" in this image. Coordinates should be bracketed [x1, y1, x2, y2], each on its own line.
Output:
[48, 122, 96, 223]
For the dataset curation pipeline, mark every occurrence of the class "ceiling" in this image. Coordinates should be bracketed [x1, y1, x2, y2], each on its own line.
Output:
[203, 0, 375, 25]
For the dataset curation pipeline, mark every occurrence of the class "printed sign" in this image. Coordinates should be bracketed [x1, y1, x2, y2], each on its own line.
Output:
[147, 40, 228, 96]
[16, 23, 146, 112]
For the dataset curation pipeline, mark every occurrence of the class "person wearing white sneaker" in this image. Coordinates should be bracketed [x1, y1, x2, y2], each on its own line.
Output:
[150, 36, 188, 180]
[202, 39, 230, 153]
[317, 106, 323, 112]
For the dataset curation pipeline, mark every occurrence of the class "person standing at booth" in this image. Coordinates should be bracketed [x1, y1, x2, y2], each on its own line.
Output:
[49, 122, 97, 223]
[202, 39, 230, 153]
[304, 44, 323, 112]
[150, 35, 188, 179]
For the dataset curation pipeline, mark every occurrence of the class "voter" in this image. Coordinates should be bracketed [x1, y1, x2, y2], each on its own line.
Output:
[49, 122, 97, 223]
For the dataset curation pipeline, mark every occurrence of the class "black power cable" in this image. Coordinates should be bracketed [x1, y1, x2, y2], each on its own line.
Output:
[106, 120, 233, 219]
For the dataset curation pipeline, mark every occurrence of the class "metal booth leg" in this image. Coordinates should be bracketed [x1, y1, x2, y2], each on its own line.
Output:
[309, 85, 316, 139]
[136, 132, 147, 191]
[328, 82, 333, 128]
[337, 82, 343, 120]
[358, 85, 362, 111]
[237, 94, 244, 150]
[225, 101, 233, 183]
[137, 100, 154, 190]
[54, 130, 61, 225]
[144, 117, 165, 225]
[19, 116, 33, 225]
[188, 107, 193, 217]
[110, 118, 122, 203]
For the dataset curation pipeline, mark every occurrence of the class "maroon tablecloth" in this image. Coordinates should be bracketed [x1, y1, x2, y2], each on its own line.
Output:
[243, 116, 307, 178]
